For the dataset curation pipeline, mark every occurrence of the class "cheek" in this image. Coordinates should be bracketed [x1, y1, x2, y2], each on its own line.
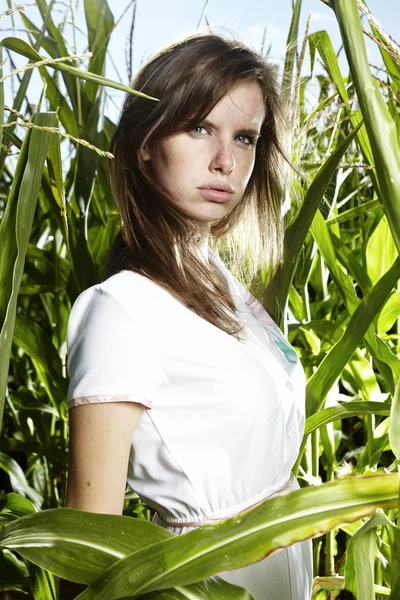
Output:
[153, 148, 197, 193]
[172, 149, 203, 181]
[163, 145, 192, 171]
[152, 150, 182, 183]
[239, 155, 257, 186]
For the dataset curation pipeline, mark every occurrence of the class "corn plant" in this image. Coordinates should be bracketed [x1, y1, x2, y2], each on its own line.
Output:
[0, 1, 399, 599]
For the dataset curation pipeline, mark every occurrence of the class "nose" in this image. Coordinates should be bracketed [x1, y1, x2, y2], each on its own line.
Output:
[209, 140, 236, 174]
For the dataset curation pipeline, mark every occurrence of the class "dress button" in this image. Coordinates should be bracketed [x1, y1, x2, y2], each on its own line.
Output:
[285, 380, 294, 391]
[288, 430, 296, 440]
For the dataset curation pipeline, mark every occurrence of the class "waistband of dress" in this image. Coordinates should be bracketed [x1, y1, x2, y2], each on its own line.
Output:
[156, 472, 294, 528]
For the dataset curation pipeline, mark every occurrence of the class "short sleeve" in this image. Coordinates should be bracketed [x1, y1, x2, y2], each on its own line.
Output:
[66, 285, 164, 410]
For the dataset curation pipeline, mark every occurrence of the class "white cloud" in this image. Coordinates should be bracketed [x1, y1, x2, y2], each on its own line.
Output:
[311, 11, 334, 22]
[239, 23, 282, 52]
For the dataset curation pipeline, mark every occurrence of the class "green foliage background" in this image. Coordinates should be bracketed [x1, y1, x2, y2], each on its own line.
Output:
[0, 0, 400, 599]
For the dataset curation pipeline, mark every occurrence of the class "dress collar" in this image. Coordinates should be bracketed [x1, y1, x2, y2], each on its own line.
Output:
[208, 247, 268, 346]
[207, 247, 300, 369]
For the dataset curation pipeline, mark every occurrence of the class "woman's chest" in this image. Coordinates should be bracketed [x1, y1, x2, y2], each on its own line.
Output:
[151, 297, 305, 423]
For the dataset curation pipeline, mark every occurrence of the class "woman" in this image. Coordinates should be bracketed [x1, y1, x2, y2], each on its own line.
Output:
[65, 31, 313, 599]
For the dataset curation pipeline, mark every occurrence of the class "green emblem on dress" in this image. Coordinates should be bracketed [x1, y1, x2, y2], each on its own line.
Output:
[262, 325, 298, 364]
[244, 306, 298, 364]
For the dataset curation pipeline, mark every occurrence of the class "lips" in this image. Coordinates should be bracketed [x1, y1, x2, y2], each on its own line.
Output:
[199, 183, 234, 193]
[198, 187, 233, 203]
[198, 183, 234, 203]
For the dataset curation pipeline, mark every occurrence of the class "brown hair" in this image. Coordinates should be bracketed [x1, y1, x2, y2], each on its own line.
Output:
[103, 31, 287, 337]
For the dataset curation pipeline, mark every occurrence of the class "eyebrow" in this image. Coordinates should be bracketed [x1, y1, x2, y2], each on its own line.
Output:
[202, 118, 261, 138]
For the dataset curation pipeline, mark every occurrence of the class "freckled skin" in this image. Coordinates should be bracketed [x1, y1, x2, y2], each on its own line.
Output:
[142, 81, 266, 237]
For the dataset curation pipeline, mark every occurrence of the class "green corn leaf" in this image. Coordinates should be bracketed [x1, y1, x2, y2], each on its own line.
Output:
[0, 508, 250, 599]
[366, 336, 400, 397]
[66, 207, 98, 294]
[0, 454, 42, 508]
[0, 474, 397, 598]
[137, 585, 253, 600]
[366, 215, 398, 286]
[18, 285, 65, 296]
[45, 119, 69, 248]
[308, 29, 374, 167]
[36, 61, 79, 138]
[30, 0, 86, 118]
[306, 212, 400, 417]
[0, 0, 87, 175]
[0, 439, 67, 470]
[392, 523, 400, 599]
[0, 37, 158, 102]
[345, 510, 398, 599]
[281, 0, 302, 103]
[305, 252, 400, 417]
[25, 246, 69, 286]
[308, 30, 348, 102]
[0, 23, 43, 175]
[83, 0, 114, 104]
[13, 313, 67, 404]
[0, 493, 37, 518]
[378, 292, 400, 335]
[0, 509, 177, 583]
[347, 351, 383, 402]
[0, 112, 56, 433]
[331, 232, 372, 294]
[0, 549, 29, 585]
[73, 95, 104, 219]
[310, 210, 359, 314]
[304, 401, 391, 436]
[265, 121, 362, 323]
[389, 378, 400, 461]
[369, 21, 400, 94]
[91, 214, 121, 271]
[325, 199, 382, 226]
[77, 474, 399, 599]
[27, 562, 56, 600]
[388, 90, 400, 149]
[297, 320, 344, 346]
[304, 88, 339, 126]
[0, 45, 4, 148]
[331, 0, 400, 255]
[2, 127, 22, 150]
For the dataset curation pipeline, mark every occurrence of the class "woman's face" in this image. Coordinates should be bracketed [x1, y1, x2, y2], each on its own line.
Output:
[142, 81, 266, 235]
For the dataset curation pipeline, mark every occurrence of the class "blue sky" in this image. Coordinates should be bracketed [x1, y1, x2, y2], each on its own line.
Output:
[102, 0, 400, 118]
[2, 1, 400, 119]
[115, 0, 399, 73]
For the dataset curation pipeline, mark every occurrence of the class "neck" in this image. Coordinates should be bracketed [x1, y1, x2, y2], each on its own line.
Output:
[195, 234, 209, 264]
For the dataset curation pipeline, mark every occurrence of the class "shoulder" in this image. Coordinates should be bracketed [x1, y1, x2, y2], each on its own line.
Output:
[70, 270, 168, 322]
[66, 271, 165, 406]
[66, 270, 166, 370]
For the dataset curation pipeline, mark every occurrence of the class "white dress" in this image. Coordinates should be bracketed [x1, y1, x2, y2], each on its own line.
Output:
[66, 246, 313, 599]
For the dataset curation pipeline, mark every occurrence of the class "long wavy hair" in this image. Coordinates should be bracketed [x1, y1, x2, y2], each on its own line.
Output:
[103, 31, 288, 337]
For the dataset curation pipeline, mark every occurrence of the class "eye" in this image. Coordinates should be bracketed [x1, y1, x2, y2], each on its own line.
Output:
[236, 134, 258, 147]
[190, 125, 208, 136]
